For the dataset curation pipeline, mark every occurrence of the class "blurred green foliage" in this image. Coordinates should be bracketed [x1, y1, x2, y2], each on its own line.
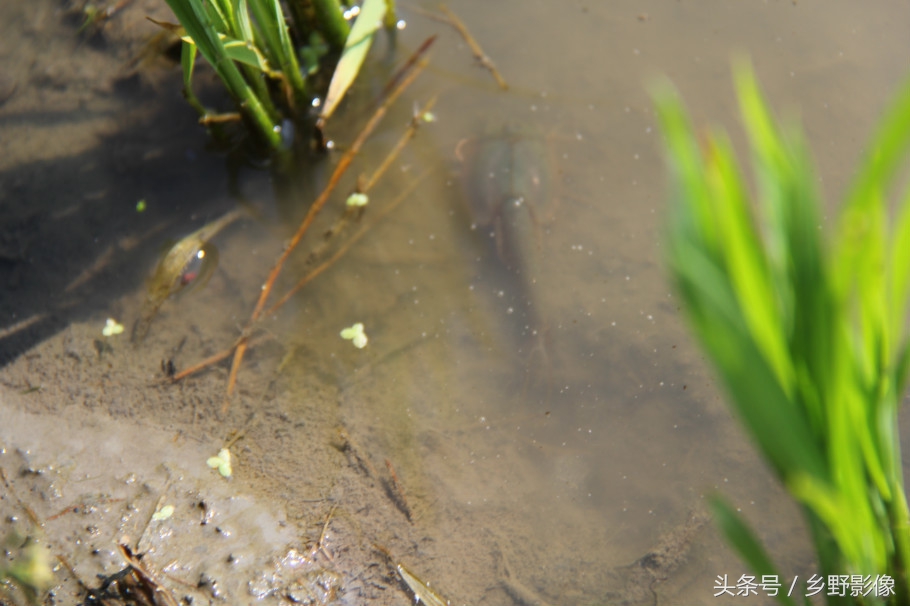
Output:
[654, 63, 910, 605]
[1, 533, 53, 605]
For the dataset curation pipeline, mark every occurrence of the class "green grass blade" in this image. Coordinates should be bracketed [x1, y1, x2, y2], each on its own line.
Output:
[833, 78, 910, 362]
[310, 0, 350, 51]
[219, 38, 275, 74]
[247, 0, 306, 108]
[710, 496, 799, 606]
[179, 40, 207, 117]
[272, 0, 306, 101]
[383, 0, 397, 29]
[655, 81, 827, 482]
[789, 471, 887, 573]
[205, 0, 234, 35]
[320, 0, 386, 123]
[233, 0, 255, 42]
[653, 67, 910, 596]
[165, 0, 282, 150]
[841, 79, 910, 229]
[889, 185, 910, 336]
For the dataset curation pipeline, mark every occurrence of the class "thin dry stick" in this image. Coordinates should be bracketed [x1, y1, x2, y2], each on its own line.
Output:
[284, 95, 436, 284]
[264, 168, 429, 316]
[224, 37, 435, 399]
[47, 497, 125, 522]
[311, 505, 338, 562]
[337, 427, 381, 478]
[0, 467, 40, 525]
[418, 4, 508, 90]
[174, 127, 427, 387]
[261, 97, 436, 315]
[361, 96, 437, 193]
[171, 333, 272, 383]
[385, 458, 413, 522]
[251, 55, 432, 323]
[380, 34, 438, 100]
[116, 544, 180, 606]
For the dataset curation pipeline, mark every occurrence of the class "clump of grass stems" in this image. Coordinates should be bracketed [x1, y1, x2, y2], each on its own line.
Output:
[162, 0, 392, 167]
[654, 63, 910, 605]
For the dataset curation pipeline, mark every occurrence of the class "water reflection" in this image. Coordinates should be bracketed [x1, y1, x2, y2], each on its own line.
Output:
[1, 0, 907, 604]
[329, 1, 910, 604]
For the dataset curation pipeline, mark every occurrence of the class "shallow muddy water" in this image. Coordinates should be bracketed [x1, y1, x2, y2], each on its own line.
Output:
[1, 1, 910, 605]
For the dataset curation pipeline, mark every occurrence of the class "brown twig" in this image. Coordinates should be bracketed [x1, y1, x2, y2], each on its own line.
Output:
[224, 36, 435, 399]
[116, 543, 180, 606]
[440, 5, 508, 89]
[0, 467, 41, 526]
[416, 4, 508, 90]
[263, 153, 431, 317]
[310, 505, 338, 562]
[200, 112, 242, 125]
[337, 427, 381, 479]
[250, 48, 431, 323]
[224, 429, 246, 450]
[225, 339, 248, 401]
[384, 458, 413, 522]
[170, 333, 272, 383]
[272, 95, 436, 305]
[46, 497, 125, 522]
[174, 140, 425, 391]
[380, 35, 438, 100]
[361, 96, 437, 193]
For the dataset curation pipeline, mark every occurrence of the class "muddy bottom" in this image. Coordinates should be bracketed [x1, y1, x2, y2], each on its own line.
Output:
[0, 316, 713, 606]
[10, 0, 897, 604]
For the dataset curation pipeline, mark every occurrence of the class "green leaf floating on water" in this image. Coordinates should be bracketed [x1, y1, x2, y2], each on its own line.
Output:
[207, 448, 233, 478]
[320, 0, 387, 124]
[340, 323, 368, 349]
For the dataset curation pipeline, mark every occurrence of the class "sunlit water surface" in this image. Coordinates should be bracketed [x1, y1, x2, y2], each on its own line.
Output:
[1, 1, 909, 605]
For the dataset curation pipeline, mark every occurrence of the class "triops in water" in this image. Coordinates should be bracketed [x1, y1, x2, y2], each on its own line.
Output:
[132, 208, 243, 342]
[456, 124, 554, 276]
[456, 124, 557, 364]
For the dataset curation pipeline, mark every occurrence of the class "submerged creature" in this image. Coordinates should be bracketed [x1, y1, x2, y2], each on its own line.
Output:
[457, 125, 555, 357]
[457, 126, 552, 276]
[131, 208, 243, 342]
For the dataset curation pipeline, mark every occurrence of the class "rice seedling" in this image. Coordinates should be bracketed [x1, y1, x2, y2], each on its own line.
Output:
[654, 63, 910, 605]
[161, 0, 392, 165]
